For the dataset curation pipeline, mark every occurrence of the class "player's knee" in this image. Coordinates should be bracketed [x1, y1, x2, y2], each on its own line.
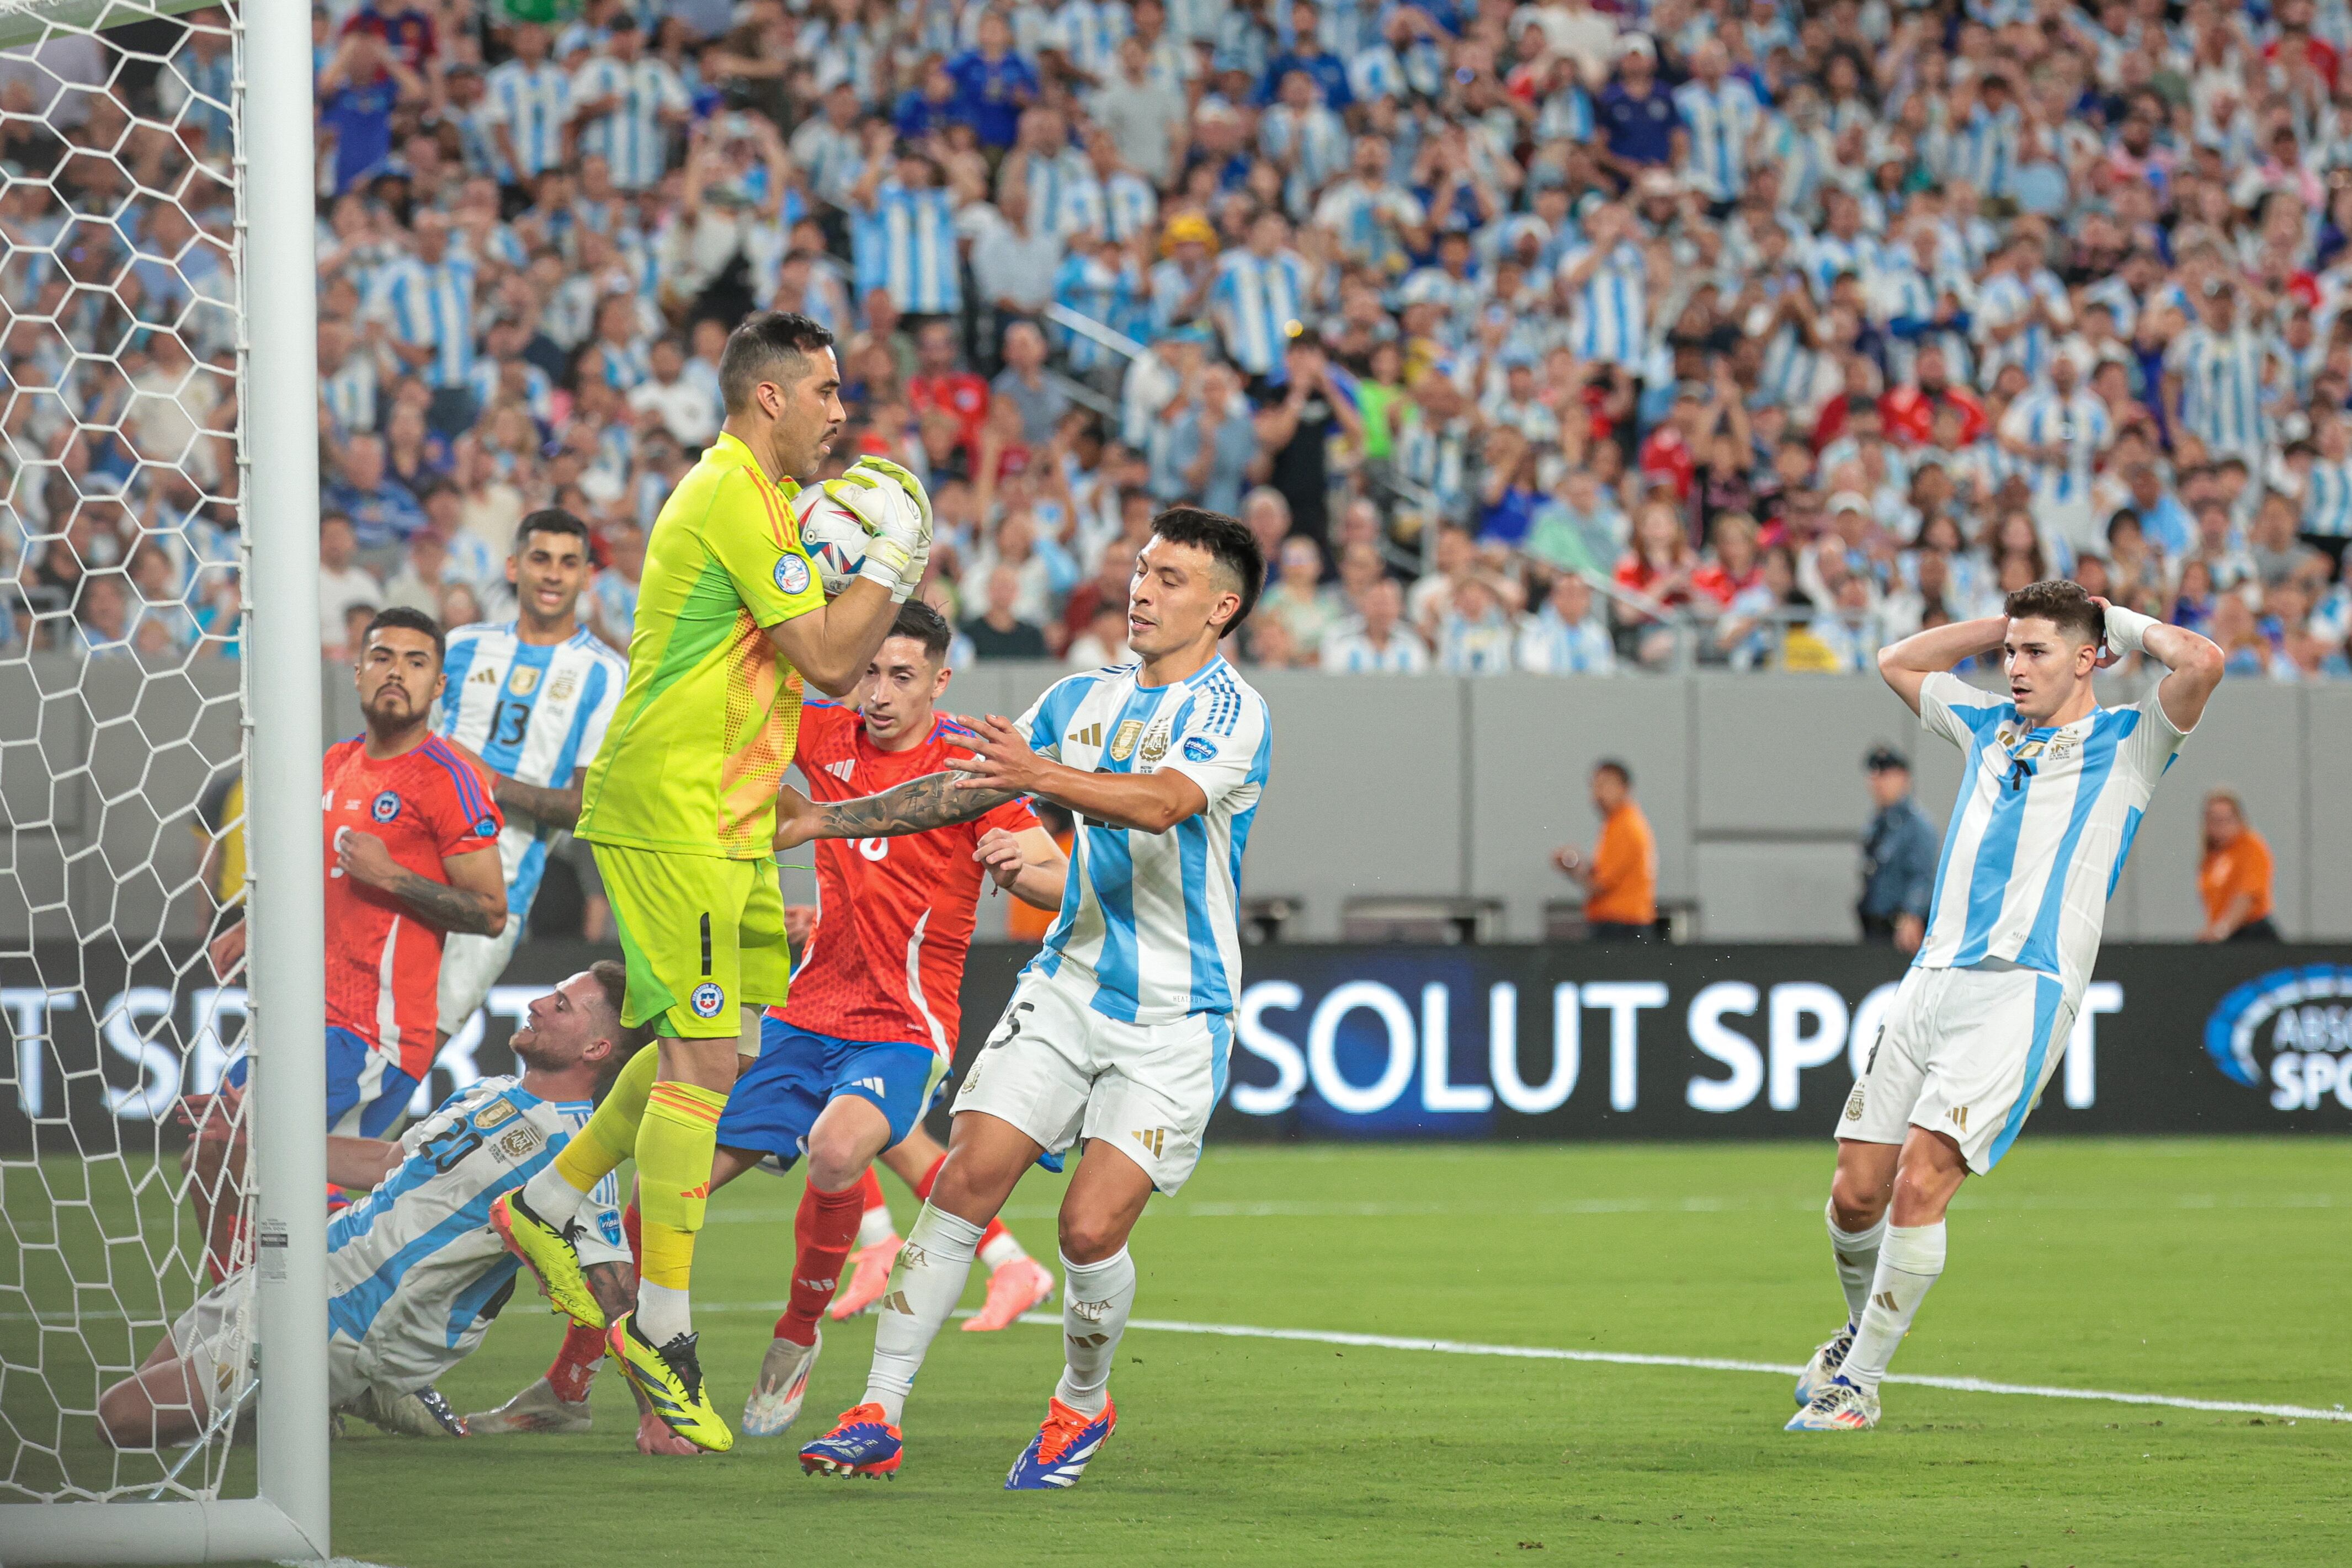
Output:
[1829, 1170, 1890, 1230]
[1056, 1212, 1127, 1265]
[803, 1128, 870, 1193]
[94, 1377, 161, 1449]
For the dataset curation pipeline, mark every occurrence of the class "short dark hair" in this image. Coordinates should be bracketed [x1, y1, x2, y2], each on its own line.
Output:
[2003, 578, 2104, 645]
[586, 958, 652, 1091]
[887, 598, 954, 663]
[1594, 758, 1632, 790]
[1149, 505, 1263, 636]
[514, 506, 591, 557]
[719, 310, 836, 414]
[363, 605, 445, 666]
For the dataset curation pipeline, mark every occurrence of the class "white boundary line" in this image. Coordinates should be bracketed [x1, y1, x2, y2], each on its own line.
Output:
[705, 1302, 2352, 1425]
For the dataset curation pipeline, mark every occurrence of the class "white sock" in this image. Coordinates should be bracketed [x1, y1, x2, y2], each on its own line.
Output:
[857, 1199, 896, 1250]
[1827, 1199, 1887, 1328]
[635, 1279, 690, 1345]
[1840, 1222, 1946, 1391]
[980, 1229, 1029, 1272]
[863, 1203, 983, 1423]
[1052, 1247, 1136, 1417]
[521, 1161, 592, 1225]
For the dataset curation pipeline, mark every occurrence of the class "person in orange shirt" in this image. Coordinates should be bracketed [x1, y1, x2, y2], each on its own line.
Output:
[1551, 759, 1658, 941]
[2198, 787, 2279, 942]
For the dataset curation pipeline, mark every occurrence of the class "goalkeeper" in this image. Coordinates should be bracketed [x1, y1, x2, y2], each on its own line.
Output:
[490, 310, 932, 1454]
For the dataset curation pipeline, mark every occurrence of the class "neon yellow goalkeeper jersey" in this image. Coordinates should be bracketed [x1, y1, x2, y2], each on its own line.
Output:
[576, 431, 826, 860]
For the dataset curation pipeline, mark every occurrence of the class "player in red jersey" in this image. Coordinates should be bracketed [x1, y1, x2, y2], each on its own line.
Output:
[714, 600, 1066, 1440]
[209, 607, 507, 1138]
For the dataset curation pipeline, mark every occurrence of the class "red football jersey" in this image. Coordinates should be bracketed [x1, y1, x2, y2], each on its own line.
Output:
[778, 703, 1037, 1054]
[321, 734, 502, 1077]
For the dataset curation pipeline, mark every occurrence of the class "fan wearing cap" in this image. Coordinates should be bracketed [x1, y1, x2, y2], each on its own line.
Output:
[1857, 746, 1937, 952]
[1595, 34, 1685, 183]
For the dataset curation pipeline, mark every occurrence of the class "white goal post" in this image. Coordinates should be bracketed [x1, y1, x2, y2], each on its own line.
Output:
[2, 0, 326, 1560]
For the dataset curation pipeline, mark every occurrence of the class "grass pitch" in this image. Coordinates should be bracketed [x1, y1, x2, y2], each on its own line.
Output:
[11, 1138, 2352, 1564]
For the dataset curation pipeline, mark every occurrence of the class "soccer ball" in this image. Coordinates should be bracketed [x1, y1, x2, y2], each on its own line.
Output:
[790, 484, 882, 599]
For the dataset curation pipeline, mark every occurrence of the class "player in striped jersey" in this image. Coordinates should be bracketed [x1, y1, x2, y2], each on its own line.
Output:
[792, 508, 1269, 1489]
[432, 510, 627, 1063]
[102, 967, 636, 1448]
[1789, 580, 2222, 1432]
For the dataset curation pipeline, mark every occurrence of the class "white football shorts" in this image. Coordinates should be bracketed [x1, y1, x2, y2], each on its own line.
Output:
[951, 962, 1233, 1195]
[1837, 961, 2078, 1174]
[435, 914, 526, 1040]
[170, 1272, 369, 1417]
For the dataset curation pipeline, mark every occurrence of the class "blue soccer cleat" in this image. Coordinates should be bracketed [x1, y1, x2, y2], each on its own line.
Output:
[800, 1402, 903, 1478]
[1004, 1396, 1116, 1490]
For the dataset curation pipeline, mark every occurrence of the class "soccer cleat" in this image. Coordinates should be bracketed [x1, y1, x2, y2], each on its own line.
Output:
[1004, 1396, 1116, 1490]
[464, 1374, 594, 1435]
[489, 1190, 604, 1330]
[1785, 1375, 1881, 1431]
[741, 1330, 822, 1437]
[608, 1313, 733, 1453]
[826, 1236, 902, 1320]
[962, 1256, 1056, 1332]
[1794, 1323, 1857, 1406]
[799, 1402, 903, 1478]
[343, 1383, 468, 1438]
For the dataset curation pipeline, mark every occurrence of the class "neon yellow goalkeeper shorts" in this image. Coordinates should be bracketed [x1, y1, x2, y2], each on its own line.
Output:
[594, 844, 788, 1041]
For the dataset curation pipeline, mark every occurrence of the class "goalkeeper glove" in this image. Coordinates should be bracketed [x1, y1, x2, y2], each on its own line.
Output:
[845, 456, 932, 537]
[823, 470, 931, 594]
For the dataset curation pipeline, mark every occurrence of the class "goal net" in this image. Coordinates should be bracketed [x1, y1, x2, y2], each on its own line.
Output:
[1, 0, 328, 1560]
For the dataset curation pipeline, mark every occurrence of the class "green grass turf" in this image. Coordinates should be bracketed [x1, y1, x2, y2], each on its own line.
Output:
[7, 1138, 2350, 1565]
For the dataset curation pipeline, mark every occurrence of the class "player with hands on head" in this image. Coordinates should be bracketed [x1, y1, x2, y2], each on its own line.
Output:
[788, 507, 1271, 1490]
[1789, 581, 2222, 1432]
[489, 311, 931, 1455]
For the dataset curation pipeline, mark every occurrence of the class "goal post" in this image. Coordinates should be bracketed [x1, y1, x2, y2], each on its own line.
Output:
[2, 0, 326, 1560]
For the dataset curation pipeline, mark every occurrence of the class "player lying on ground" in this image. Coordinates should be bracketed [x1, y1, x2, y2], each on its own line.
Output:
[430, 508, 627, 1054]
[208, 607, 507, 1151]
[491, 311, 934, 1454]
[1787, 581, 2222, 1432]
[786, 507, 1271, 1489]
[100, 968, 638, 1449]
[470, 603, 1065, 1446]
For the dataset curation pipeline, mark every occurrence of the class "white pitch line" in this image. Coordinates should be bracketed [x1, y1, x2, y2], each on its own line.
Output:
[688, 1303, 2349, 1426]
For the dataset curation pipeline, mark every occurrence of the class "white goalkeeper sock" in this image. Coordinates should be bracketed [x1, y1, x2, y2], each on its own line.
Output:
[635, 1280, 691, 1346]
[1053, 1247, 1136, 1417]
[863, 1203, 983, 1424]
[520, 1162, 591, 1226]
[1840, 1222, 1946, 1391]
[1827, 1199, 1887, 1328]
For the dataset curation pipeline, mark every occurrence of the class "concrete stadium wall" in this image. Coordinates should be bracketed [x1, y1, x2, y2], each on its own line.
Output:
[4, 655, 2342, 942]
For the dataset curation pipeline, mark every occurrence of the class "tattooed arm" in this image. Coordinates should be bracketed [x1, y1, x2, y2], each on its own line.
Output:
[774, 713, 1209, 848]
[336, 831, 509, 936]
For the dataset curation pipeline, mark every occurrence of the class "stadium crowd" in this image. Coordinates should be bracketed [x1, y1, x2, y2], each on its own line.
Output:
[5, 0, 2352, 680]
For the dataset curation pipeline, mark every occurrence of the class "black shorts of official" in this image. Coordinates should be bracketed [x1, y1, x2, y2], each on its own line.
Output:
[1587, 921, 1652, 943]
[2228, 916, 2282, 942]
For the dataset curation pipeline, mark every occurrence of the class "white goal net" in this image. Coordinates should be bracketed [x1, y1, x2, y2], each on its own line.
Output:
[1, 0, 328, 1559]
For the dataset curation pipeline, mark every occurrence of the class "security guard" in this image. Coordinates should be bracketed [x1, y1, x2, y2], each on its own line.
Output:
[1858, 745, 1939, 952]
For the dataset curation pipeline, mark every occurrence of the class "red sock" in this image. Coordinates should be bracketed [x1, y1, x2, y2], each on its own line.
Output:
[547, 1319, 604, 1402]
[856, 1165, 885, 1213]
[912, 1154, 1011, 1256]
[774, 1178, 866, 1346]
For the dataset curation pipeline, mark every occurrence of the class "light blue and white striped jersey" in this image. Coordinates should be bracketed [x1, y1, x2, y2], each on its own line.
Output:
[1914, 673, 2189, 999]
[1053, 0, 1132, 78]
[373, 254, 478, 390]
[157, 38, 235, 149]
[1515, 609, 1617, 674]
[1948, 102, 2021, 198]
[1018, 657, 1271, 1023]
[326, 1078, 625, 1391]
[1259, 101, 1349, 216]
[1211, 247, 1310, 376]
[1558, 241, 1648, 369]
[2000, 388, 2112, 508]
[1973, 270, 2063, 389]
[1011, 147, 1098, 240]
[483, 58, 572, 183]
[435, 623, 626, 916]
[569, 55, 688, 190]
[322, 351, 380, 439]
[1672, 76, 1762, 203]
[1311, 179, 1422, 269]
[1054, 249, 1145, 370]
[2165, 326, 2269, 458]
[852, 183, 961, 316]
[2304, 456, 2352, 536]
[1317, 625, 1432, 673]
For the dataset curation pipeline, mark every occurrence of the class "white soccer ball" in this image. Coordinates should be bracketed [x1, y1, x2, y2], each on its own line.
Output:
[789, 483, 884, 598]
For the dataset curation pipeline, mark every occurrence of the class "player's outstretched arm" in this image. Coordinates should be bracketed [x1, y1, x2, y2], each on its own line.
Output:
[326, 1135, 403, 1191]
[1875, 616, 2007, 716]
[2099, 599, 2224, 732]
[336, 831, 508, 936]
